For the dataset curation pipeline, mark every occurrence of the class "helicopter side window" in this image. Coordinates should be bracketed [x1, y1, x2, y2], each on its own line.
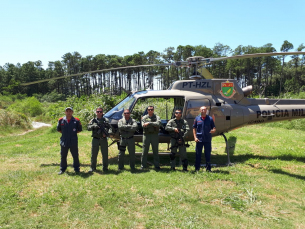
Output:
[186, 99, 211, 119]
[132, 97, 185, 134]
[132, 97, 176, 121]
[104, 94, 136, 120]
[171, 97, 185, 119]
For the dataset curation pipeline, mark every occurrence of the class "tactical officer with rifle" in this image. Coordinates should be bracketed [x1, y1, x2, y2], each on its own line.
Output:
[165, 109, 190, 171]
[87, 107, 111, 172]
[117, 109, 138, 171]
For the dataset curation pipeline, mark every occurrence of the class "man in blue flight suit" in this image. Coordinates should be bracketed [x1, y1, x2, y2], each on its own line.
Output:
[193, 106, 216, 172]
[57, 107, 82, 175]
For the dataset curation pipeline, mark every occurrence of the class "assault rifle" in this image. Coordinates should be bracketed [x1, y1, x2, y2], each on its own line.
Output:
[170, 128, 190, 149]
[97, 122, 110, 137]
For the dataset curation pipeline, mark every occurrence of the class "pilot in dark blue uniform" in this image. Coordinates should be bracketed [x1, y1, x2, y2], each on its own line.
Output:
[57, 107, 82, 175]
[193, 106, 216, 172]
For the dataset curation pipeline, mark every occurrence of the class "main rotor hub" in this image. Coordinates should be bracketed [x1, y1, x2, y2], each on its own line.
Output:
[186, 56, 204, 62]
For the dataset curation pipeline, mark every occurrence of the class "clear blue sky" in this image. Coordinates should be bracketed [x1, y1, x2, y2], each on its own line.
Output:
[1, 0, 304, 69]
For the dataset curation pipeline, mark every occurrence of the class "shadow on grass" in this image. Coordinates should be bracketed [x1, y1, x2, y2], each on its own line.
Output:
[40, 134, 305, 177]
[66, 171, 94, 178]
[207, 135, 305, 165]
[269, 168, 305, 181]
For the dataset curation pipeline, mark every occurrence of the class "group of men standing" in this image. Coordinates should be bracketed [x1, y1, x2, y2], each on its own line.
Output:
[56, 105, 216, 175]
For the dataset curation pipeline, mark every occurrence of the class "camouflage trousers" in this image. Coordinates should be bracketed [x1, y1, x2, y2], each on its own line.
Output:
[169, 138, 187, 168]
[91, 137, 108, 170]
[118, 137, 135, 169]
[141, 133, 160, 168]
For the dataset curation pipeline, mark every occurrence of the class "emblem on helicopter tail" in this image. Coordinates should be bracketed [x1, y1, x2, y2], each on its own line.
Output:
[220, 81, 236, 98]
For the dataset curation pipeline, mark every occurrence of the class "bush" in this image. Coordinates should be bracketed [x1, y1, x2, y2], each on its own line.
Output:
[0, 109, 31, 129]
[8, 97, 43, 117]
[33, 90, 66, 103]
[44, 93, 121, 124]
[0, 93, 28, 108]
[0, 95, 13, 109]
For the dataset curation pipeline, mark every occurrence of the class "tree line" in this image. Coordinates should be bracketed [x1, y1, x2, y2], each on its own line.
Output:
[1, 41, 304, 97]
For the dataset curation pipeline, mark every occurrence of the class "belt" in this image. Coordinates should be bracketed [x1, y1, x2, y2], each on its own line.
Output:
[93, 137, 106, 140]
[121, 136, 134, 140]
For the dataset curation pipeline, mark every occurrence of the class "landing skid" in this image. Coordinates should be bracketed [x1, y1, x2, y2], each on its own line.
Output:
[108, 140, 119, 147]
[221, 133, 234, 166]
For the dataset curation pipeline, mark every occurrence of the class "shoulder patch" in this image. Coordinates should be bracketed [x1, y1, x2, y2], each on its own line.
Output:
[58, 117, 63, 121]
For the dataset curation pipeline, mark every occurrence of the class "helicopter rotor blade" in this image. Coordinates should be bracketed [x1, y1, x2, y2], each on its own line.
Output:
[207, 51, 305, 62]
[20, 63, 174, 86]
[21, 51, 305, 86]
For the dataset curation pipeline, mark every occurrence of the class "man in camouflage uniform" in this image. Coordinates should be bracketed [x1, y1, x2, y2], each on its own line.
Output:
[117, 109, 138, 171]
[141, 105, 161, 170]
[165, 109, 190, 171]
[87, 107, 111, 172]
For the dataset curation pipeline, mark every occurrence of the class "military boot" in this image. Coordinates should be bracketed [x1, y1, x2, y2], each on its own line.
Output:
[182, 159, 188, 171]
[206, 163, 212, 172]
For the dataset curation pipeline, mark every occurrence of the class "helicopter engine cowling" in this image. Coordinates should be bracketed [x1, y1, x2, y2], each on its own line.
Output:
[242, 85, 253, 97]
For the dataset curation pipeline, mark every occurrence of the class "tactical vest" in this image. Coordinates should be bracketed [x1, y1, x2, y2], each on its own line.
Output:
[90, 117, 109, 138]
[169, 119, 187, 138]
[142, 114, 160, 134]
[119, 118, 137, 138]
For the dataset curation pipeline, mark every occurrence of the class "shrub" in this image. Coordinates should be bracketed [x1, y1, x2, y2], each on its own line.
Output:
[33, 90, 66, 103]
[44, 93, 121, 124]
[7, 97, 43, 117]
[0, 95, 13, 109]
[0, 109, 31, 129]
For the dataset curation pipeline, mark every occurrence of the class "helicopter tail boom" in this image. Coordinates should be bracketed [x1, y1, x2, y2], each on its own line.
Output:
[246, 104, 305, 126]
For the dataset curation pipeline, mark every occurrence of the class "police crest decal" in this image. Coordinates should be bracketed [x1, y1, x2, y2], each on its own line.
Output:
[220, 81, 236, 98]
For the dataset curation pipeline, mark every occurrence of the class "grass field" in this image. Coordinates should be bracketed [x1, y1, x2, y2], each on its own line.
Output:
[0, 125, 305, 228]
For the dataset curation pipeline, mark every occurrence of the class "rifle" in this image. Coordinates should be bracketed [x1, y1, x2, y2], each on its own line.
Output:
[176, 129, 185, 146]
[170, 128, 189, 149]
[96, 122, 110, 137]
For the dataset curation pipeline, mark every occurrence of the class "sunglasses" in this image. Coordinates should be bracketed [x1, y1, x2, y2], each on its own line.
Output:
[124, 112, 130, 114]
[147, 109, 154, 111]
[175, 112, 182, 114]
[96, 111, 103, 113]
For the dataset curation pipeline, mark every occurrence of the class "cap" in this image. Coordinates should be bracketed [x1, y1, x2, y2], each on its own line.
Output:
[65, 107, 73, 111]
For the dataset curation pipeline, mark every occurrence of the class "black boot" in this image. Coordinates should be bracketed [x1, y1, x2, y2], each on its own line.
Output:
[182, 159, 188, 171]
[206, 163, 211, 172]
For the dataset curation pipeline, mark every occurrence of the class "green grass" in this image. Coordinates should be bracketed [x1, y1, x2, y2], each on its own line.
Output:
[1, 125, 305, 228]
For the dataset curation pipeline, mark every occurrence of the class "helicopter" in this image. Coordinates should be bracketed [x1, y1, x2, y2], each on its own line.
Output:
[22, 51, 305, 164]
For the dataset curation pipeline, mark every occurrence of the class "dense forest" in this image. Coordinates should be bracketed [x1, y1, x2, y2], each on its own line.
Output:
[1, 41, 305, 97]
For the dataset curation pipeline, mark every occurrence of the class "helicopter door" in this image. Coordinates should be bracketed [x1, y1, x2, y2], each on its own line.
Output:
[185, 99, 211, 139]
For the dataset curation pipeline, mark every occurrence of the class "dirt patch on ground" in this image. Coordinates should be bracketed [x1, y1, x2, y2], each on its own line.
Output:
[16, 122, 52, 136]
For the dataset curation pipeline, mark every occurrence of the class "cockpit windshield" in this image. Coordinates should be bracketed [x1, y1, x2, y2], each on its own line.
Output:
[104, 94, 136, 120]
